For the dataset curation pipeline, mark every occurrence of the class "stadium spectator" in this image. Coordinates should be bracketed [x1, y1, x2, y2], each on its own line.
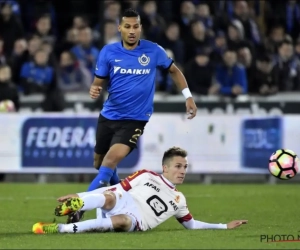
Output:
[195, 3, 214, 37]
[93, 1, 121, 44]
[140, 1, 166, 42]
[158, 22, 185, 67]
[0, 0, 20, 16]
[41, 40, 57, 68]
[215, 49, 248, 97]
[232, 1, 261, 46]
[265, 0, 300, 41]
[104, 1, 121, 23]
[226, 20, 254, 54]
[57, 51, 92, 92]
[55, 28, 79, 56]
[212, 0, 234, 32]
[210, 30, 227, 66]
[273, 39, 300, 91]
[237, 47, 256, 92]
[0, 64, 19, 110]
[259, 24, 286, 55]
[185, 20, 213, 63]
[8, 38, 27, 84]
[251, 53, 278, 95]
[184, 49, 215, 95]
[103, 20, 120, 45]
[70, 27, 99, 77]
[176, 1, 197, 40]
[33, 14, 56, 45]
[0, 2, 24, 57]
[121, 0, 142, 12]
[72, 15, 89, 29]
[11, 36, 42, 87]
[20, 0, 56, 35]
[20, 49, 54, 95]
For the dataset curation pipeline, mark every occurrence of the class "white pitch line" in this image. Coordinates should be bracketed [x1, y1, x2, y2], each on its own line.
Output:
[25, 196, 57, 200]
[0, 196, 57, 200]
[186, 194, 212, 198]
[0, 197, 14, 200]
[0, 194, 213, 201]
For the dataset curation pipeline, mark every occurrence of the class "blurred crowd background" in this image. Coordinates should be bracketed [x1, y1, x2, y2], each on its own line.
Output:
[0, 0, 300, 112]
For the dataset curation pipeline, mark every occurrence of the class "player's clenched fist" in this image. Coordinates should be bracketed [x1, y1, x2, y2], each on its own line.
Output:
[89, 85, 102, 99]
[186, 98, 197, 119]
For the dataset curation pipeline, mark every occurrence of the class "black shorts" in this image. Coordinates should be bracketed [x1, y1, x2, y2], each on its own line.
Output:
[94, 114, 148, 155]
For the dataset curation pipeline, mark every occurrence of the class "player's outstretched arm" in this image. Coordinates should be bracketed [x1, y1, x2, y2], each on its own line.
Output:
[168, 63, 197, 119]
[226, 220, 248, 229]
[180, 218, 248, 230]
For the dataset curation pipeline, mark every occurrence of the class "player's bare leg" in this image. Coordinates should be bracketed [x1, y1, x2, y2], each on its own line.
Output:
[101, 143, 131, 171]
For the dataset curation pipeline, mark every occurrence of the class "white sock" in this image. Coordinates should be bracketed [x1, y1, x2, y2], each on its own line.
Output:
[80, 193, 106, 211]
[59, 218, 113, 233]
[96, 208, 106, 218]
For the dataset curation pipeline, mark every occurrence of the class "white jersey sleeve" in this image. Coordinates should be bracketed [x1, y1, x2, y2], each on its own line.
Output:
[174, 194, 193, 223]
[174, 194, 227, 230]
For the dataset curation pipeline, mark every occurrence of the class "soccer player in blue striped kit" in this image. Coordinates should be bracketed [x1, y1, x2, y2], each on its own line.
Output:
[67, 8, 198, 223]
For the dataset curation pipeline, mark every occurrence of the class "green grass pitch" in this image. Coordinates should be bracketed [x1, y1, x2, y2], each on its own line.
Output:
[0, 183, 300, 249]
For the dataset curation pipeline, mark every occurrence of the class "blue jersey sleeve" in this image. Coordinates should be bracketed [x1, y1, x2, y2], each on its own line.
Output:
[94, 46, 109, 78]
[156, 45, 173, 69]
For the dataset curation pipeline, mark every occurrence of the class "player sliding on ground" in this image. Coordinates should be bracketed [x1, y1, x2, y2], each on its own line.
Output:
[32, 147, 247, 234]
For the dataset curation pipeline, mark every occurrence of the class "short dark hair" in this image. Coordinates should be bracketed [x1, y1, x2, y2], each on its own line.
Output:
[257, 53, 272, 63]
[223, 48, 237, 55]
[162, 147, 188, 165]
[119, 8, 140, 24]
[61, 50, 77, 62]
[38, 14, 51, 21]
[104, 19, 116, 26]
[279, 38, 293, 48]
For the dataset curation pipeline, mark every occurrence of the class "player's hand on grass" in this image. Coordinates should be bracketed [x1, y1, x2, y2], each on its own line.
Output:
[226, 220, 248, 229]
[57, 194, 79, 202]
[186, 97, 197, 119]
[89, 85, 102, 99]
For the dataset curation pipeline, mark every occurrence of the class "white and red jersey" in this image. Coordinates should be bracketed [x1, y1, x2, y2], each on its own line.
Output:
[120, 169, 192, 231]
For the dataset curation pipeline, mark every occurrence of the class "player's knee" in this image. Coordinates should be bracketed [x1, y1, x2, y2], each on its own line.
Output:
[112, 215, 132, 232]
[104, 153, 123, 166]
[103, 145, 131, 166]
[105, 153, 124, 166]
[102, 192, 116, 210]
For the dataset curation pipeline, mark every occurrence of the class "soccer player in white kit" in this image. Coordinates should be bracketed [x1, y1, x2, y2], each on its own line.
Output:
[32, 147, 247, 234]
